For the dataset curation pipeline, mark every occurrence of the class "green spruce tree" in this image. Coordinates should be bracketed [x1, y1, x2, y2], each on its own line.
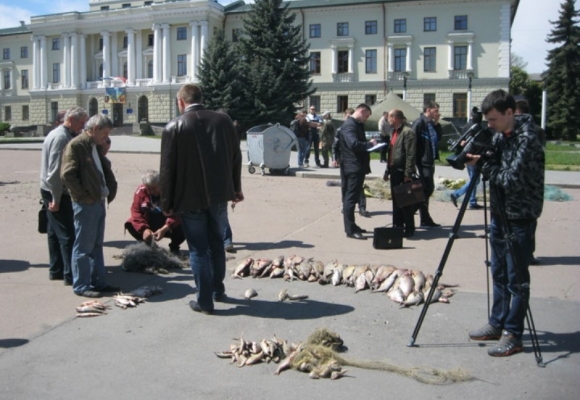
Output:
[237, 0, 315, 126]
[544, 0, 580, 141]
[198, 29, 242, 118]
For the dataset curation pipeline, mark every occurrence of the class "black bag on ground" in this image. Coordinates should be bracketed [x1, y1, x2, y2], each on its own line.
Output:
[38, 201, 48, 234]
[373, 227, 404, 249]
[392, 179, 425, 208]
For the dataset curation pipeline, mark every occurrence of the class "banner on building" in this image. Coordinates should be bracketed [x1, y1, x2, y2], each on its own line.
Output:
[105, 87, 126, 104]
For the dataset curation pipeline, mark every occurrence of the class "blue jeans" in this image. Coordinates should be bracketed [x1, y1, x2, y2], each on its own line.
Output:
[224, 217, 233, 246]
[180, 202, 228, 311]
[71, 200, 108, 294]
[453, 164, 480, 206]
[489, 215, 534, 339]
[297, 137, 309, 166]
[41, 190, 75, 282]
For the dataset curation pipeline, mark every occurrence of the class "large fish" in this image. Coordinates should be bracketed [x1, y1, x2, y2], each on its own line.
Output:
[398, 272, 415, 298]
[388, 288, 405, 304]
[331, 268, 342, 286]
[411, 270, 426, 292]
[323, 260, 337, 279]
[402, 290, 424, 307]
[372, 268, 402, 293]
[232, 258, 253, 278]
[371, 265, 396, 288]
[354, 273, 368, 293]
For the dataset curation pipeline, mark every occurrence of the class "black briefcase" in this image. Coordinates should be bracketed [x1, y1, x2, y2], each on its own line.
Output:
[392, 180, 425, 208]
[38, 204, 48, 234]
[373, 227, 403, 249]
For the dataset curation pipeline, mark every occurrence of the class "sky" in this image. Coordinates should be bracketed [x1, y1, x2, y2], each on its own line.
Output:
[0, 0, 567, 74]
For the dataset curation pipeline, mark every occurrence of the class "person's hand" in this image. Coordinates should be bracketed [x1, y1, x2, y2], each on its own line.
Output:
[465, 154, 481, 166]
[382, 171, 389, 182]
[48, 201, 59, 212]
[369, 139, 378, 146]
[143, 229, 154, 244]
[332, 160, 339, 168]
[233, 191, 244, 204]
[154, 225, 170, 241]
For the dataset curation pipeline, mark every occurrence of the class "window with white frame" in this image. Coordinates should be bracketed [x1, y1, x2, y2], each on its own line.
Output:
[310, 24, 321, 38]
[21, 46, 28, 58]
[52, 63, 60, 83]
[394, 19, 406, 33]
[365, 21, 377, 35]
[52, 38, 60, 50]
[337, 22, 349, 37]
[424, 17, 437, 32]
[177, 54, 187, 76]
[3, 70, 10, 89]
[394, 48, 406, 72]
[22, 105, 29, 120]
[454, 46, 467, 70]
[337, 50, 349, 73]
[424, 47, 436, 72]
[309, 52, 321, 74]
[365, 49, 377, 73]
[21, 69, 28, 89]
[177, 27, 187, 41]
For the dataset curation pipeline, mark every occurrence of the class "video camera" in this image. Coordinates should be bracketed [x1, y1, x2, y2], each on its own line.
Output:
[446, 124, 494, 170]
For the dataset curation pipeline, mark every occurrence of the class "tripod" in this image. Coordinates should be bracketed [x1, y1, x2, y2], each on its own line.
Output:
[407, 164, 544, 367]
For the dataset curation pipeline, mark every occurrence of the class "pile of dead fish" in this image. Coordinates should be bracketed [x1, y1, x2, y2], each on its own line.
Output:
[216, 328, 472, 384]
[232, 257, 457, 307]
[114, 285, 164, 309]
[76, 300, 111, 318]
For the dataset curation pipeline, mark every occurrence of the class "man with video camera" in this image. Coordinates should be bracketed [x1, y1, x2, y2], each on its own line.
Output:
[467, 89, 544, 357]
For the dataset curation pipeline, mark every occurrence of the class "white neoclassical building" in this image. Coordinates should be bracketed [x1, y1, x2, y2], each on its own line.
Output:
[0, 0, 519, 128]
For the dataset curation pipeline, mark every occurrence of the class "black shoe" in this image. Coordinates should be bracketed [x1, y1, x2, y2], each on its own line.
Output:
[64, 280, 73, 286]
[359, 209, 370, 218]
[98, 285, 121, 293]
[49, 273, 64, 281]
[404, 230, 414, 238]
[530, 257, 541, 265]
[469, 204, 484, 210]
[347, 232, 367, 240]
[189, 300, 213, 315]
[450, 193, 458, 207]
[421, 221, 441, 228]
[354, 227, 368, 233]
[213, 293, 227, 302]
[76, 290, 102, 298]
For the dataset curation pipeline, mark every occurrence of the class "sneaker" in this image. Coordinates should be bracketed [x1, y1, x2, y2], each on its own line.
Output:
[189, 300, 213, 315]
[469, 323, 502, 341]
[76, 290, 102, 298]
[469, 204, 484, 210]
[487, 330, 523, 357]
[304, 163, 309, 168]
[450, 193, 458, 207]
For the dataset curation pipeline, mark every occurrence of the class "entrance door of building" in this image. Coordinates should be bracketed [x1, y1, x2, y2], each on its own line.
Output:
[112, 103, 123, 127]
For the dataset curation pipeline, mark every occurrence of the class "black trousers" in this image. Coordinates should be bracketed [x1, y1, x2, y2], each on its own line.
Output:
[305, 132, 320, 165]
[124, 213, 186, 251]
[341, 168, 366, 235]
[389, 170, 415, 235]
[418, 165, 436, 223]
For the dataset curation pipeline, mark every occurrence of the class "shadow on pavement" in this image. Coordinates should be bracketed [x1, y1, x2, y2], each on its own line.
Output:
[0, 260, 30, 273]
[0, 338, 29, 349]
[235, 240, 315, 251]
[104, 240, 138, 249]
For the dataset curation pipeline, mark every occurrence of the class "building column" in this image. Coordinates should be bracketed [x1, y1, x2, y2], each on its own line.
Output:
[387, 43, 393, 72]
[190, 21, 198, 80]
[70, 33, 78, 88]
[102, 31, 110, 81]
[199, 21, 208, 64]
[62, 33, 70, 88]
[405, 42, 411, 72]
[32, 36, 39, 89]
[447, 41, 453, 73]
[152, 24, 161, 83]
[162, 23, 171, 83]
[126, 28, 135, 85]
[110, 32, 118, 77]
[467, 40, 473, 71]
[331, 45, 337, 74]
[80, 34, 86, 89]
[135, 29, 142, 80]
[348, 45, 353, 73]
[39, 36, 47, 88]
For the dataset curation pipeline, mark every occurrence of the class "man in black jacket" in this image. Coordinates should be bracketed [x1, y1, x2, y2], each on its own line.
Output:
[160, 84, 243, 315]
[411, 100, 442, 227]
[338, 103, 376, 240]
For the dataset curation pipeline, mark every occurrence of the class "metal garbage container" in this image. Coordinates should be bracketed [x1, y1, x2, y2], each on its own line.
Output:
[246, 123, 298, 175]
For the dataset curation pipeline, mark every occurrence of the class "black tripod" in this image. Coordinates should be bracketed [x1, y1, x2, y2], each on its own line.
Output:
[406, 165, 544, 367]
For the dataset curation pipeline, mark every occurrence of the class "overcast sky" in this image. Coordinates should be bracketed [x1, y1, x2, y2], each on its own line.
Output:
[0, 0, 567, 73]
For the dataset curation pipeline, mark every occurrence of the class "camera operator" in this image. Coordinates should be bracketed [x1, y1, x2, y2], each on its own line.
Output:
[467, 90, 544, 357]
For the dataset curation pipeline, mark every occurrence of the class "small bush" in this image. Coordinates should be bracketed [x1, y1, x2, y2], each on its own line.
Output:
[0, 122, 10, 135]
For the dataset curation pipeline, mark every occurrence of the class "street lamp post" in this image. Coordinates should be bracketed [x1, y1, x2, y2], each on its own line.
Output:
[403, 72, 409, 101]
[467, 71, 474, 118]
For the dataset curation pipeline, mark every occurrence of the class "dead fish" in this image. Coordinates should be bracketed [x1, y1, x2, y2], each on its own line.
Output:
[371, 265, 396, 288]
[373, 268, 401, 293]
[76, 312, 105, 318]
[388, 288, 405, 304]
[351, 264, 369, 283]
[342, 265, 356, 284]
[355, 273, 368, 293]
[331, 268, 342, 286]
[398, 272, 415, 298]
[283, 267, 296, 281]
[402, 290, 424, 307]
[244, 288, 258, 300]
[278, 289, 289, 302]
[269, 267, 284, 279]
[297, 259, 312, 281]
[411, 270, 426, 292]
[330, 370, 348, 380]
[323, 260, 338, 278]
[287, 293, 309, 301]
[311, 260, 325, 278]
[272, 255, 284, 268]
[76, 305, 107, 314]
[307, 274, 318, 282]
[364, 269, 374, 288]
[258, 262, 274, 278]
[251, 258, 272, 277]
[232, 258, 253, 278]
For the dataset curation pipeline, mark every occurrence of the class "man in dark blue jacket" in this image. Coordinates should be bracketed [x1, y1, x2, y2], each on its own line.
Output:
[338, 103, 376, 240]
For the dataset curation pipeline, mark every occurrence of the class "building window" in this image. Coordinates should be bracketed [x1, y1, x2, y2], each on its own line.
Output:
[123, 62, 128, 79]
[144, 1, 153, 5]
[309, 96, 320, 112]
[51, 102, 58, 123]
[424, 47, 436, 72]
[454, 46, 467, 70]
[22, 105, 29, 121]
[365, 21, 377, 35]
[147, 60, 153, 78]
[310, 24, 321, 38]
[424, 93, 436, 103]
[3, 70, 10, 89]
[177, 27, 187, 41]
[122, 3, 130, 8]
[394, 48, 406, 72]
[2, 48, 9, 60]
[365, 49, 377, 73]
[453, 93, 467, 118]
[455, 15, 468, 30]
[337, 50, 349, 73]
[4, 106, 11, 121]
[232, 29, 242, 43]
[52, 63, 60, 83]
[98, 63, 103, 79]
[99, 38, 103, 51]
[424, 17, 437, 32]
[365, 95, 376, 106]
[337, 95, 349, 113]
[148, 34, 154, 47]
[52, 38, 60, 50]
[394, 19, 406, 33]
[177, 54, 187, 76]
[89, 98, 98, 117]
[123, 36, 128, 49]
[21, 70, 28, 89]
[21, 46, 28, 58]
[309, 52, 321, 74]
[101, 6, 109, 10]
[337, 22, 349, 37]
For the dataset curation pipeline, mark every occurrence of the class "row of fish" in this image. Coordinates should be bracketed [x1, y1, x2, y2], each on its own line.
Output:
[231, 256, 457, 307]
[75, 286, 164, 317]
[76, 300, 111, 318]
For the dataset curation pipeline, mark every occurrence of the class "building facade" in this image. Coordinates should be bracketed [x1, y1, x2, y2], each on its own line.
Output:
[0, 0, 519, 128]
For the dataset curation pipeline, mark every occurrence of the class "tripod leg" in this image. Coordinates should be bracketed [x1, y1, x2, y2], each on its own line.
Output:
[408, 169, 481, 347]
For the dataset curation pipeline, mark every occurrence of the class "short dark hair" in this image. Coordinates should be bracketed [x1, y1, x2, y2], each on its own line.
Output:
[423, 100, 438, 112]
[515, 99, 530, 114]
[177, 84, 203, 105]
[481, 89, 516, 115]
[356, 103, 372, 113]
